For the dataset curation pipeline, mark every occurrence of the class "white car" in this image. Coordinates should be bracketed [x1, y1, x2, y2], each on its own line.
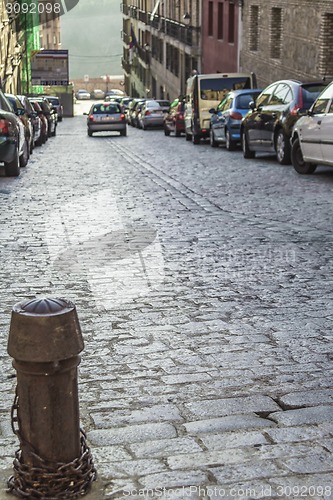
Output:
[75, 89, 91, 100]
[291, 81, 333, 174]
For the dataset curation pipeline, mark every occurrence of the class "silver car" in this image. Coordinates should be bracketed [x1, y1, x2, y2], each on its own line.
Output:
[138, 100, 165, 129]
[291, 80, 333, 174]
[86, 102, 127, 136]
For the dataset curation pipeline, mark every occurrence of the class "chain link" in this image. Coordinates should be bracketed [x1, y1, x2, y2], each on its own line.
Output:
[7, 390, 97, 499]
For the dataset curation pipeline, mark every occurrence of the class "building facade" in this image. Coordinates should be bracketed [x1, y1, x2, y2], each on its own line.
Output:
[0, 0, 22, 93]
[240, 0, 333, 87]
[122, 0, 202, 100]
[201, 0, 241, 74]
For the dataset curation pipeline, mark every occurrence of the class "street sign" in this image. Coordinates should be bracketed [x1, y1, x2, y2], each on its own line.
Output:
[84, 74, 89, 82]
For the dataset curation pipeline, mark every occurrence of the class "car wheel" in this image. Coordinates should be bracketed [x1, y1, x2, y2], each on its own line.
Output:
[19, 139, 29, 168]
[241, 131, 255, 159]
[164, 126, 171, 136]
[88, 130, 93, 137]
[225, 129, 236, 151]
[185, 132, 191, 141]
[210, 128, 218, 148]
[35, 135, 43, 147]
[141, 122, 146, 130]
[51, 126, 57, 137]
[175, 129, 181, 137]
[120, 128, 127, 136]
[275, 129, 291, 165]
[4, 147, 20, 176]
[291, 137, 317, 174]
[192, 132, 200, 145]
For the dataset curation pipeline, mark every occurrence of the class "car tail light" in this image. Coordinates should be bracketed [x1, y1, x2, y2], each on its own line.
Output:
[145, 110, 151, 116]
[120, 114, 125, 120]
[89, 114, 94, 122]
[229, 111, 243, 120]
[290, 87, 304, 116]
[0, 119, 10, 134]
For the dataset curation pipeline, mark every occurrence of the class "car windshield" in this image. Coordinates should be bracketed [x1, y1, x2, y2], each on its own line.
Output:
[92, 104, 121, 114]
[200, 77, 253, 101]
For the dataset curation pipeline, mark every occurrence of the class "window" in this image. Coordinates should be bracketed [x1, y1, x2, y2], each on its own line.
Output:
[228, 2, 235, 43]
[249, 5, 259, 51]
[270, 84, 292, 105]
[218, 2, 224, 40]
[208, 1, 213, 36]
[270, 8, 282, 59]
[256, 84, 278, 107]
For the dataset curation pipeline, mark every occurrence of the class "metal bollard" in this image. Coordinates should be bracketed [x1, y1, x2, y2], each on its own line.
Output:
[7, 297, 96, 498]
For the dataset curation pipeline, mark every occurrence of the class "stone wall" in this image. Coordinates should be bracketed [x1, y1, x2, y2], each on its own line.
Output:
[71, 76, 125, 93]
[240, 0, 333, 87]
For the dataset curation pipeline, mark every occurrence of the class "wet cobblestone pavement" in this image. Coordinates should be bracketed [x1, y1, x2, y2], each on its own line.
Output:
[0, 110, 333, 499]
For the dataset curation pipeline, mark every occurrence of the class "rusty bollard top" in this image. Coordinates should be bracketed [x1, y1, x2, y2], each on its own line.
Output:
[7, 298, 84, 362]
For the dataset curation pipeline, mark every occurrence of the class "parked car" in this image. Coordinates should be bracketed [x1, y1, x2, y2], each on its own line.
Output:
[90, 89, 105, 100]
[5, 93, 31, 164]
[29, 100, 48, 144]
[291, 80, 333, 174]
[127, 99, 146, 126]
[185, 72, 258, 144]
[85, 101, 127, 136]
[29, 97, 57, 137]
[44, 95, 63, 122]
[17, 94, 42, 148]
[209, 88, 263, 150]
[0, 90, 27, 176]
[240, 79, 327, 164]
[120, 97, 134, 115]
[156, 99, 171, 114]
[138, 100, 165, 129]
[164, 97, 185, 137]
[75, 89, 91, 100]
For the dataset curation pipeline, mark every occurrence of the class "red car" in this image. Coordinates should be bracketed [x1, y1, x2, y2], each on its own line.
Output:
[164, 97, 185, 137]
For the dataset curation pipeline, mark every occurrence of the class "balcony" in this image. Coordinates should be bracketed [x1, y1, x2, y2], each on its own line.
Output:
[122, 57, 132, 74]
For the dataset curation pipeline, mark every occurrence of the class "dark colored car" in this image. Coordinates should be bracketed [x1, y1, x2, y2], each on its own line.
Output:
[209, 88, 263, 150]
[17, 94, 42, 148]
[164, 97, 185, 137]
[0, 90, 26, 176]
[29, 100, 48, 144]
[44, 96, 63, 122]
[240, 79, 327, 164]
[85, 101, 127, 136]
[29, 97, 57, 137]
[5, 93, 33, 158]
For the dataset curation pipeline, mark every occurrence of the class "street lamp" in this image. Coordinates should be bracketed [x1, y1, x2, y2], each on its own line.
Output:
[183, 12, 191, 25]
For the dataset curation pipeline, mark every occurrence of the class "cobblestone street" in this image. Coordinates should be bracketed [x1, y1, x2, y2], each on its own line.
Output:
[0, 108, 333, 499]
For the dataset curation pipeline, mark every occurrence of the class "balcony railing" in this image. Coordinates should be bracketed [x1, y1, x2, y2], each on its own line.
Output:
[122, 57, 132, 74]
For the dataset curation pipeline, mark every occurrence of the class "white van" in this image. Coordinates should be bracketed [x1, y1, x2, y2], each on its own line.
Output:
[184, 72, 257, 144]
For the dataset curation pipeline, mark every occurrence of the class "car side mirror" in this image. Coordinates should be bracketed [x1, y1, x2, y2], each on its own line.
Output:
[249, 100, 256, 110]
[83, 112, 88, 115]
[16, 108, 25, 116]
[209, 108, 216, 114]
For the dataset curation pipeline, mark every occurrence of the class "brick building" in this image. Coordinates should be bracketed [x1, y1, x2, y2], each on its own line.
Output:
[240, 0, 333, 87]
[201, 0, 241, 73]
